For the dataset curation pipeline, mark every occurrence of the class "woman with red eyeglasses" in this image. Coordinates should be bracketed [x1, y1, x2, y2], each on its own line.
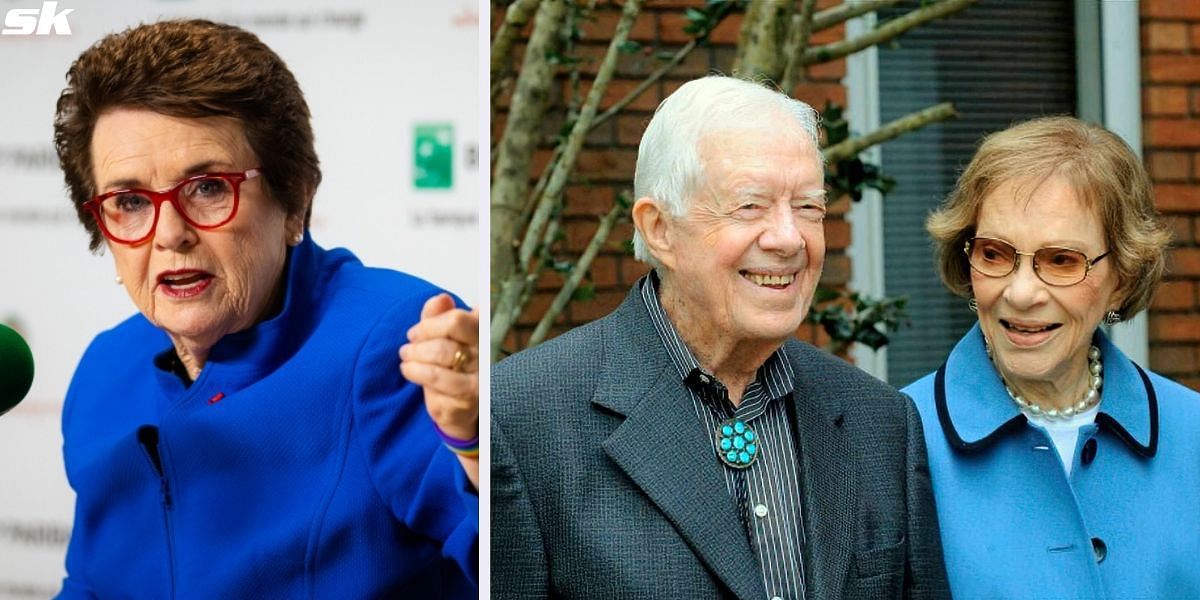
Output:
[53, 20, 477, 598]
[903, 116, 1199, 598]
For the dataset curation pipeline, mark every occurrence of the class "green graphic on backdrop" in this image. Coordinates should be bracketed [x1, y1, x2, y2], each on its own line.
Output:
[414, 123, 453, 189]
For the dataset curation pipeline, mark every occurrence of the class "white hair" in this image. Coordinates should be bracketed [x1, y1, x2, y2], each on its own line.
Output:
[631, 75, 822, 268]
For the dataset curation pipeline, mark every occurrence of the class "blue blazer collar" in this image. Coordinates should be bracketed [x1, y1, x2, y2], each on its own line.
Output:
[935, 323, 1157, 457]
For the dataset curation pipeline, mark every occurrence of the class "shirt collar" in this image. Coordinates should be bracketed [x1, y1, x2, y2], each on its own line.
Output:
[637, 272, 795, 400]
[936, 322, 1157, 457]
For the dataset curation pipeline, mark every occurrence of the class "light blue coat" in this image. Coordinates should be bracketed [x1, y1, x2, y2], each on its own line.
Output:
[904, 324, 1200, 599]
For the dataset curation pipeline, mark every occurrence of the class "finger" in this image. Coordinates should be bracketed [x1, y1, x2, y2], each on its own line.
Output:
[400, 361, 479, 400]
[399, 339, 478, 374]
[407, 307, 479, 345]
[420, 293, 456, 321]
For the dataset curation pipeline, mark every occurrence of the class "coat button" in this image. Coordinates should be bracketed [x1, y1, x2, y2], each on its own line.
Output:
[1091, 537, 1107, 563]
[1081, 438, 1098, 465]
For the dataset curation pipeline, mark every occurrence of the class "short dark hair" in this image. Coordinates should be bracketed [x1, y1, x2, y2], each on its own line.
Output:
[54, 19, 321, 251]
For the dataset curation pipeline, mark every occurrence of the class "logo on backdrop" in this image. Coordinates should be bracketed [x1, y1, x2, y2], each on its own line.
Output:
[414, 123, 454, 190]
[1, 2, 73, 36]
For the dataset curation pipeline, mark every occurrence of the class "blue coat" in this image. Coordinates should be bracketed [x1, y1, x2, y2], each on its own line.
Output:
[904, 324, 1200, 598]
[58, 236, 477, 599]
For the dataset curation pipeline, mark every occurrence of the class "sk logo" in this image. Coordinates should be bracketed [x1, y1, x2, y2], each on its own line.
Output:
[2, 1, 74, 36]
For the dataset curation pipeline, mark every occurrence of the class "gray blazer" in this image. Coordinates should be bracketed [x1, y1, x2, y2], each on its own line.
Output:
[492, 289, 949, 599]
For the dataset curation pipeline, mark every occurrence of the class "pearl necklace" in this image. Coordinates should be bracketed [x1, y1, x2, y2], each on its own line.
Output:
[988, 343, 1103, 420]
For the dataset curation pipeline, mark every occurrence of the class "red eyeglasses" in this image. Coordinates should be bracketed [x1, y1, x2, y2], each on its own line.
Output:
[84, 169, 261, 246]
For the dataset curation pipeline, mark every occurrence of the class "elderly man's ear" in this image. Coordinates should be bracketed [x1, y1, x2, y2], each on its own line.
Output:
[632, 196, 677, 271]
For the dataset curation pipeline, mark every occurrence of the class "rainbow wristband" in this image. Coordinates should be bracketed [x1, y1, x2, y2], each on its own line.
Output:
[434, 422, 479, 458]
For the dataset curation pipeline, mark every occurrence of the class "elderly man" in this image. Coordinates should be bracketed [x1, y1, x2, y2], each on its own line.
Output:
[492, 76, 949, 599]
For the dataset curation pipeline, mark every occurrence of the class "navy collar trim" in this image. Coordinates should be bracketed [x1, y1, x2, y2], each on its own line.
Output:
[935, 326, 1159, 458]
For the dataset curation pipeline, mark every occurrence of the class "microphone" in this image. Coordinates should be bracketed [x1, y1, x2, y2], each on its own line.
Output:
[0, 323, 34, 416]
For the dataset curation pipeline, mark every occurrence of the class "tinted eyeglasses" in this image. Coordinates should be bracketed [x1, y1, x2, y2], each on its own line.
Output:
[965, 236, 1110, 287]
[84, 169, 261, 246]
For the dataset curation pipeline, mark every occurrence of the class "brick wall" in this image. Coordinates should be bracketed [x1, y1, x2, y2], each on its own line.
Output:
[1142, 1, 1200, 389]
[493, 1, 846, 353]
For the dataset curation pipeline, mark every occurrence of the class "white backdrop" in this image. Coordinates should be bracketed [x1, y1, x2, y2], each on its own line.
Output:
[0, 1, 480, 596]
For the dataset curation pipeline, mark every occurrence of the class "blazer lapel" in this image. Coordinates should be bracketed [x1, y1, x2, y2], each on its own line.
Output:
[593, 291, 766, 600]
[790, 346, 855, 598]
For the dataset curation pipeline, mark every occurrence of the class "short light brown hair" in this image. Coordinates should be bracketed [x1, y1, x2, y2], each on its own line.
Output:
[927, 116, 1171, 319]
[54, 19, 321, 251]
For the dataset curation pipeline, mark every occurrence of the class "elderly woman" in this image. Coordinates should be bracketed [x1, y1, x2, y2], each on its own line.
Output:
[903, 116, 1198, 597]
[52, 20, 478, 598]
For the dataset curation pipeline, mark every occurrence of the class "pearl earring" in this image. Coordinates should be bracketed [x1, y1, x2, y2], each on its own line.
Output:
[115, 275, 123, 285]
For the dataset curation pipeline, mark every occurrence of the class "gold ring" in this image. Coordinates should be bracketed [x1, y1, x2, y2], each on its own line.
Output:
[450, 349, 468, 372]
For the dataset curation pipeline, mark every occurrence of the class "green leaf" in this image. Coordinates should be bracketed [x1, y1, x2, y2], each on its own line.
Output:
[619, 40, 641, 54]
[572, 282, 596, 301]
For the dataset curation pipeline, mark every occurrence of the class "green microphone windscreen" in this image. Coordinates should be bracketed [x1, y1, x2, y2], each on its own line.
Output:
[0, 323, 34, 416]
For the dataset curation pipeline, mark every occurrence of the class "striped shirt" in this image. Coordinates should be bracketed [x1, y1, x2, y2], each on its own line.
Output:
[640, 274, 807, 600]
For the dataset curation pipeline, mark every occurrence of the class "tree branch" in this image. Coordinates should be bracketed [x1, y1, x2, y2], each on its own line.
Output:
[733, 0, 792, 81]
[528, 201, 624, 347]
[490, 0, 565, 305]
[803, 0, 976, 65]
[490, 0, 542, 95]
[811, 0, 904, 32]
[517, 0, 642, 274]
[779, 0, 818, 92]
[822, 102, 957, 163]
[593, 39, 696, 130]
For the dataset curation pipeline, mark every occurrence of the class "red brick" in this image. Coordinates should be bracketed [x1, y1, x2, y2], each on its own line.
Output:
[580, 77, 663, 112]
[1150, 345, 1197, 373]
[565, 185, 618, 216]
[530, 148, 555, 179]
[1145, 55, 1200, 84]
[1192, 24, 1200, 50]
[578, 8, 657, 43]
[1194, 153, 1200, 179]
[1144, 21, 1190, 51]
[672, 43, 720, 77]
[1144, 86, 1189, 116]
[1168, 215, 1194, 244]
[1152, 280, 1196, 310]
[565, 218, 601, 253]
[1143, 0, 1200, 20]
[574, 148, 639, 180]
[791, 82, 846, 111]
[809, 22, 844, 46]
[1148, 151, 1192, 180]
[1155, 183, 1200, 212]
[825, 195, 850, 217]
[659, 10, 744, 44]
[1146, 119, 1200, 148]
[616, 113, 652, 145]
[806, 57, 846, 81]
[1151, 314, 1200, 342]
[821, 254, 850, 285]
[518, 291, 556, 326]
[568, 289, 627, 321]
[1170, 247, 1200, 275]
[825, 217, 850, 250]
[589, 254, 621, 286]
[609, 221, 636, 250]
[707, 13, 743, 45]
[535, 267, 566, 292]
[620, 258, 652, 286]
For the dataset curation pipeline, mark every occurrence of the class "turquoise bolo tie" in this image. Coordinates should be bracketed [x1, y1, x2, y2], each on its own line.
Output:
[716, 418, 760, 468]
